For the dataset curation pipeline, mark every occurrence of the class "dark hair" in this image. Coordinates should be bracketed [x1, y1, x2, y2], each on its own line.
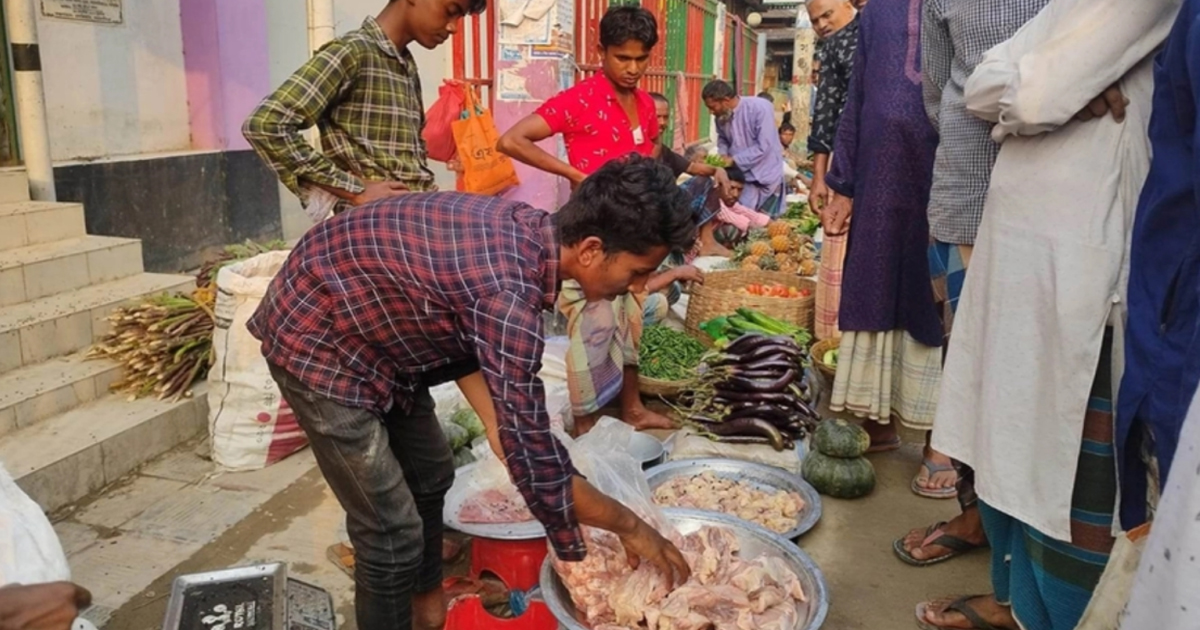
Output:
[599, 6, 659, 50]
[757, 91, 774, 102]
[702, 80, 737, 101]
[779, 122, 796, 134]
[556, 155, 696, 255]
[724, 165, 747, 183]
[465, 0, 487, 15]
[683, 145, 707, 161]
[649, 92, 669, 105]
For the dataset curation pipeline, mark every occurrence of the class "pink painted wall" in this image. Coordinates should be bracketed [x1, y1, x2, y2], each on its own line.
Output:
[181, 0, 271, 151]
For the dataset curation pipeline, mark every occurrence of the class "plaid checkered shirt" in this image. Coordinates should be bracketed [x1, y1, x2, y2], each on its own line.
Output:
[246, 192, 587, 560]
[922, 0, 1050, 244]
[243, 17, 436, 214]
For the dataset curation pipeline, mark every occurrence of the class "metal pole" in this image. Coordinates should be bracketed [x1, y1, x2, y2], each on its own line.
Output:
[3, 0, 54, 200]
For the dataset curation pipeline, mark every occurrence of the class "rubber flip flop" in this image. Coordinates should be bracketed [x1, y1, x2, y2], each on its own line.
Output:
[911, 459, 958, 499]
[893, 522, 984, 567]
[326, 542, 355, 578]
[915, 596, 1002, 630]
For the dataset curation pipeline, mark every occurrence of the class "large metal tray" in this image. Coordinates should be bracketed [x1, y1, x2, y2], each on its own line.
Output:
[645, 458, 822, 539]
[162, 563, 287, 630]
[540, 508, 829, 630]
[442, 460, 547, 540]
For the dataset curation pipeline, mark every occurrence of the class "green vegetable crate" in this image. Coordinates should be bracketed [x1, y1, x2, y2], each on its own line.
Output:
[685, 270, 816, 347]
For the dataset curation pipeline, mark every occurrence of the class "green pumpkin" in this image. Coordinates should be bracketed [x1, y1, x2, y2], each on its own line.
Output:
[801, 450, 876, 499]
[813, 418, 871, 458]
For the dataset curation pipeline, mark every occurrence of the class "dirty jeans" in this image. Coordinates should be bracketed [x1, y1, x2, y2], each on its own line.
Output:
[268, 363, 454, 630]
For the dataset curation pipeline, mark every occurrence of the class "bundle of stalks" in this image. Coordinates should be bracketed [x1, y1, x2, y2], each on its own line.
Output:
[88, 287, 217, 401]
[194, 239, 289, 288]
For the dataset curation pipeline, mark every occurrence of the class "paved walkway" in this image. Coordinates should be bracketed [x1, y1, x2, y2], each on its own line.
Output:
[59, 427, 989, 629]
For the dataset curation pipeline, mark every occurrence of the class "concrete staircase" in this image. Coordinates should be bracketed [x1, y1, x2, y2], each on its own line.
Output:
[0, 169, 208, 512]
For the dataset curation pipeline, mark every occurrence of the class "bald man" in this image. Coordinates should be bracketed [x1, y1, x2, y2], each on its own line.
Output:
[806, 0, 858, 212]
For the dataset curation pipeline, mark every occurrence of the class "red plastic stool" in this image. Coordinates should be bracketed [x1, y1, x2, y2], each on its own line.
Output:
[470, 536, 548, 592]
[444, 595, 557, 630]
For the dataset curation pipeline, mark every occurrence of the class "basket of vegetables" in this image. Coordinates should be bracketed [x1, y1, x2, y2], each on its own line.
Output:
[685, 270, 815, 345]
[811, 337, 840, 382]
[671, 333, 821, 450]
[638, 325, 706, 397]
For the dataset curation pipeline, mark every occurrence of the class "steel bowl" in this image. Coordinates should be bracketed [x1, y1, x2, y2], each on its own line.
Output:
[539, 507, 830, 630]
[629, 432, 667, 470]
[644, 458, 822, 539]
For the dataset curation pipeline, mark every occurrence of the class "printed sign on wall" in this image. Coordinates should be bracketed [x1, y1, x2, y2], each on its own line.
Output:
[42, 0, 122, 24]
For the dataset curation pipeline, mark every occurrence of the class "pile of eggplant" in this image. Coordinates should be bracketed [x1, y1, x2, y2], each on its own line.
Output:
[675, 333, 822, 451]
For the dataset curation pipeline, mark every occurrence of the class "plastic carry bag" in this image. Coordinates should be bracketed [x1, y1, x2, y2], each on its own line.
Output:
[452, 88, 520, 196]
[208, 251, 309, 471]
[424, 81, 467, 162]
[0, 462, 70, 586]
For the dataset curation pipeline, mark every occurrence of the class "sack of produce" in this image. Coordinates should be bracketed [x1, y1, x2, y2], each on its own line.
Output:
[801, 418, 876, 499]
[208, 251, 309, 471]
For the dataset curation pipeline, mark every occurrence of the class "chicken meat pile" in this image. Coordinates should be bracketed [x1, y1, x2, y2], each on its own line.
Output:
[652, 472, 805, 535]
[554, 524, 807, 630]
[458, 488, 534, 523]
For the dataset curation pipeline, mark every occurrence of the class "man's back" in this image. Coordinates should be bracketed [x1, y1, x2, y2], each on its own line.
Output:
[922, 0, 1050, 244]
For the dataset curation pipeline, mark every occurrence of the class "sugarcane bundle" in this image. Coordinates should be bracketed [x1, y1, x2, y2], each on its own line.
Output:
[195, 239, 290, 288]
[88, 288, 216, 401]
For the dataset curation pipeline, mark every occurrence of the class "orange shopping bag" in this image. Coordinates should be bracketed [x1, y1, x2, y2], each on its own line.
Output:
[452, 88, 519, 196]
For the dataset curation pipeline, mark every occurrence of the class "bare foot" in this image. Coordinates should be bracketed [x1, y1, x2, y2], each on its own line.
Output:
[412, 586, 446, 630]
[862, 420, 900, 452]
[573, 413, 599, 437]
[920, 594, 1017, 629]
[623, 405, 676, 430]
[902, 507, 987, 562]
[915, 446, 958, 492]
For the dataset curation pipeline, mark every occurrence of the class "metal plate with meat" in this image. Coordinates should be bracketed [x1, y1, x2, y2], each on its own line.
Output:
[540, 508, 829, 630]
[645, 459, 822, 540]
[442, 460, 546, 540]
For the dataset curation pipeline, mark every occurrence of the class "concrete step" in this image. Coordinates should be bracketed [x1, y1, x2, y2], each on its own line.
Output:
[0, 351, 122, 440]
[0, 235, 144, 307]
[0, 169, 29, 204]
[0, 386, 208, 513]
[0, 201, 87, 251]
[0, 272, 193, 375]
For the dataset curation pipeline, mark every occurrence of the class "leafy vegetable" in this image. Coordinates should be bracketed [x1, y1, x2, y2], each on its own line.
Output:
[443, 422, 471, 452]
[639, 325, 707, 381]
[450, 408, 486, 441]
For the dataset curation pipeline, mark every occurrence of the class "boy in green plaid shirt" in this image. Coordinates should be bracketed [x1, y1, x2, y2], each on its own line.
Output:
[244, 0, 484, 220]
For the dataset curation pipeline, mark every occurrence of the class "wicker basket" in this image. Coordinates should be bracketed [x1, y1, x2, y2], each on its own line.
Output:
[685, 270, 816, 345]
[811, 337, 840, 382]
[638, 374, 694, 398]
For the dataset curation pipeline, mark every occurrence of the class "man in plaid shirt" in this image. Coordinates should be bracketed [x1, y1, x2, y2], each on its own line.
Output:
[243, 0, 483, 219]
[249, 157, 694, 629]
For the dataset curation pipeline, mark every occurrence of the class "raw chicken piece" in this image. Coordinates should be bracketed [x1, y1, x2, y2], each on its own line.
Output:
[653, 473, 806, 534]
[458, 487, 535, 523]
[553, 524, 808, 630]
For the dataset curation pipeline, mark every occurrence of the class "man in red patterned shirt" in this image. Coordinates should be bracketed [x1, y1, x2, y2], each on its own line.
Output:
[497, 5, 660, 187]
[248, 156, 693, 630]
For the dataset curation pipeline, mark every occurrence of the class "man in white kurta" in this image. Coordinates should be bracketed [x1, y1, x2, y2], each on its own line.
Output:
[917, 0, 1183, 627]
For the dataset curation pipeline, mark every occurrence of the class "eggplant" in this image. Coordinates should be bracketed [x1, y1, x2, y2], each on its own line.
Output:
[714, 389, 804, 408]
[725, 404, 794, 424]
[710, 435, 773, 446]
[701, 418, 787, 451]
[724, 333, 777, 355]
[725, 369, 797, 394]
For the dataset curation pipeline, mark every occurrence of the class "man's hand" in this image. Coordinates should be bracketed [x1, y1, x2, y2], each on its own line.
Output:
[672, 265, 704, 285]
[713, 167, 732, 198]
[718, 155, 735, 167]
[616, 518, 692, 587]
[1076, 83, 1127, 123]
[823, 193, 853, 235]
[351, 181, 409, 206]
[809, 175, 832, 212]
[0, 582, 92, 630]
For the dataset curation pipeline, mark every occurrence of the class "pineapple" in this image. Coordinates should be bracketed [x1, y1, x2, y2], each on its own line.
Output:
[742, 254, 762, 268]
[758, 253, 780, 271]
[747, 228, 770, 243]
[767, 220, 793, 238]
[731, 241, 751, 262]
[771, 234, 792, 253]
[779, 257, 800, 274]
[748, 240, 773, 257]
[799, 259, 818, 276]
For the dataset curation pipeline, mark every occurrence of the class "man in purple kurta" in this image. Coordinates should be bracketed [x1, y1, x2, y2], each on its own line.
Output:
[703, 80, 786, 217]
[823, 0, 940, 346]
